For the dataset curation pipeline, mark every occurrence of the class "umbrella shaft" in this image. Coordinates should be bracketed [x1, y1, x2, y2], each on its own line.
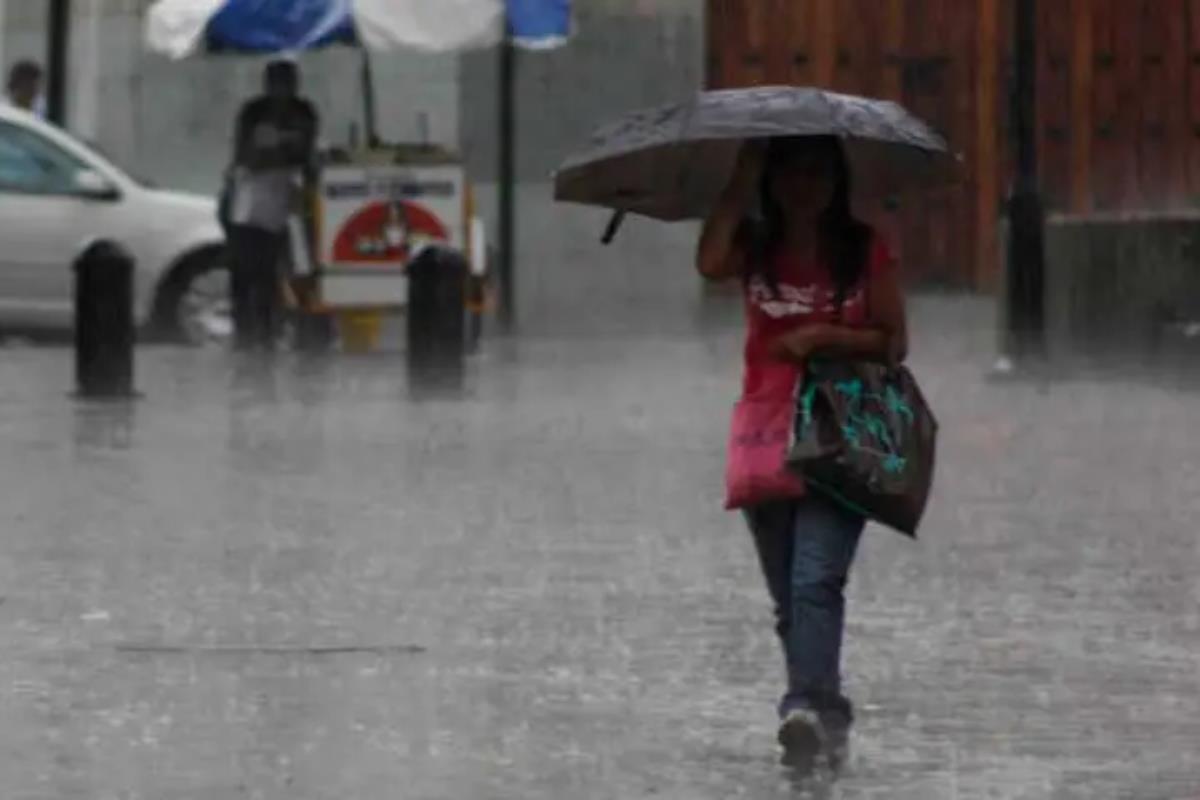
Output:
[497, 35, 516, 327]
[361, 52, 378, 147]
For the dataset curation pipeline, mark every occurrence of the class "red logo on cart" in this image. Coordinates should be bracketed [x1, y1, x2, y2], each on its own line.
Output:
[332, 200, 450, 264]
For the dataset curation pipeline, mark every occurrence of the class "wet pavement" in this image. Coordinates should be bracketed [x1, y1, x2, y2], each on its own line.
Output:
[1, 295, 1198, 799]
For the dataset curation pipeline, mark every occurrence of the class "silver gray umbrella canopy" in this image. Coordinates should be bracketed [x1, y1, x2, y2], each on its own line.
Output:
[554, 86, 954, 224]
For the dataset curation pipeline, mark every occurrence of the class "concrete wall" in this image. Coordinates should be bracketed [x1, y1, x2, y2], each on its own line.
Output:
[460, 1, 702, 182]
[462, 1, 707, 333]
[1042, 212, 1200, 360]
[2, 0, 710, 335]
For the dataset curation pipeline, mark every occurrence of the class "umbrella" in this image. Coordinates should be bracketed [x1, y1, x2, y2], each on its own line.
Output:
[554, 86, 956, 231]
[145, 0, 572, 144]
[145, 0, 512, 143]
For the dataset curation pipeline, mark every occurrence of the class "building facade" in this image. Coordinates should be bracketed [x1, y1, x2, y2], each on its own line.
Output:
[708, 0, 1200, 289]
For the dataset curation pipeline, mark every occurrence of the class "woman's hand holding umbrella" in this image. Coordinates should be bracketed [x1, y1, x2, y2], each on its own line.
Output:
[726, 140, 767, 209]
[696, 141, 766, 280]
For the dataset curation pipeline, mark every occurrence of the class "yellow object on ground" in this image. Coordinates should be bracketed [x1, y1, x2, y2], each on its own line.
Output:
[339, 310, 384, 353]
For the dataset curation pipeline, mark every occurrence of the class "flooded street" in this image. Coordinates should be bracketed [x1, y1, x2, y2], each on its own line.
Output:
[0, 295, 1197, 799]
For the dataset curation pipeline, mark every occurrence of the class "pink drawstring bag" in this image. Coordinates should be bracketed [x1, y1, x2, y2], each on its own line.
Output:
[724, 397, 807, 509]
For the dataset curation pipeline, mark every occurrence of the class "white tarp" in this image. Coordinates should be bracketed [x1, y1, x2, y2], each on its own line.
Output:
[353, 0, 503, 52]
[144, 0, 507, 59]
[144, 0, 226, 59]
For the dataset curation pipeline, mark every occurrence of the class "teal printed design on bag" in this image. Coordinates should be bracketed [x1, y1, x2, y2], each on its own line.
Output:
[862, 414, 894, 448]
[841, 424, 862, 447]
[828, 373, 910, 475]
[797, 382, 820, 436]
[885, 385, 915, 425]
[834, 378, 864, 403]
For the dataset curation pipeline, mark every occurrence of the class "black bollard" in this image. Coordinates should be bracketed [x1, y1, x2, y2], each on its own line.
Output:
[407, 246, 467, 375]
[74, 241, 135, 398]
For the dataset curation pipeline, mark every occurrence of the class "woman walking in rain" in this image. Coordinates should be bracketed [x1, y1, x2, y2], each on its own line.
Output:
[696, 135, 909, 764]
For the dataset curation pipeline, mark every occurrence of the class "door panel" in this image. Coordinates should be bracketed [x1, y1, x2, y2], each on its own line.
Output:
[0, 120, 96, 328]
[0, 195, 87, 327]
[706, 0, 981, 288]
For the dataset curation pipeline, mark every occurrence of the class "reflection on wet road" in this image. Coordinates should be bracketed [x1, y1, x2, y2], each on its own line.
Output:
[0, 296, 1197, 799]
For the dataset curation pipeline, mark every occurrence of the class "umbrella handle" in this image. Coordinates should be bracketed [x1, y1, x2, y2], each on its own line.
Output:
[601, 210, 627, 245]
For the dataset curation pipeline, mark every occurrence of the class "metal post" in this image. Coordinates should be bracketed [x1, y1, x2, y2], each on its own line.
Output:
[497, 19, 517, 329]
[73, 0, 102, 140]
[46, 0, 70, 126]
[0, 0, 9, 76]
[361, 50, 379, 148]
[1004, 0, 1045, 362]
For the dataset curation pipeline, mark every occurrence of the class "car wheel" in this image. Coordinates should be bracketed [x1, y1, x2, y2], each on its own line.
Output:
[154, 250, 234, 346]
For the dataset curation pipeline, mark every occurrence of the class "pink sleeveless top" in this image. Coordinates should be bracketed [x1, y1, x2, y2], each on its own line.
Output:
[741, 233, 895, 401]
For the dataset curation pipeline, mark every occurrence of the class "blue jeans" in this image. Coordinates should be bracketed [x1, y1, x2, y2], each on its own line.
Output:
[745, 495, 865, 721]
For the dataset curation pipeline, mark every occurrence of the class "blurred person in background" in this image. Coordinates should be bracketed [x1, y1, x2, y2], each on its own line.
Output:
[6, 60, 45, 117]
[224, 58, 318, 351]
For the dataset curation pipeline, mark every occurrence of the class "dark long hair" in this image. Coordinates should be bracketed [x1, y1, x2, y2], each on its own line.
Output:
[750, 135, 871, 302]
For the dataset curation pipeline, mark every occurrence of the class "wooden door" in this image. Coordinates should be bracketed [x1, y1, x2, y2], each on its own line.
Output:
[706, 0, 981, 288]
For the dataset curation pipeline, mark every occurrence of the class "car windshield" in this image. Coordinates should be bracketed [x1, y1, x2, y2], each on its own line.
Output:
[74, 137, 155, 188]
[48, 131, 153, 191]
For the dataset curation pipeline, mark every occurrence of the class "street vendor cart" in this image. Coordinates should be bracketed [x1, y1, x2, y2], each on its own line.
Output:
[145, 0, 495, 352]
[289, 145, 488, 351]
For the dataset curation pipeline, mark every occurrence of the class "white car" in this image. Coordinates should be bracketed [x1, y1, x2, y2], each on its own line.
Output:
[0, 104, 228, 342]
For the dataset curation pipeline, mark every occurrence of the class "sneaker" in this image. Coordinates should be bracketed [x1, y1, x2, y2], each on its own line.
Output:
[777, 707, 825, 759]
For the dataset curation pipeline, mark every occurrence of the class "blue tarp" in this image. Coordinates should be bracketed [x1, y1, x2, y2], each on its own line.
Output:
[205, 0, 357, 52]
[508, 0, 571, 46]
[199, 0, 570, 52]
